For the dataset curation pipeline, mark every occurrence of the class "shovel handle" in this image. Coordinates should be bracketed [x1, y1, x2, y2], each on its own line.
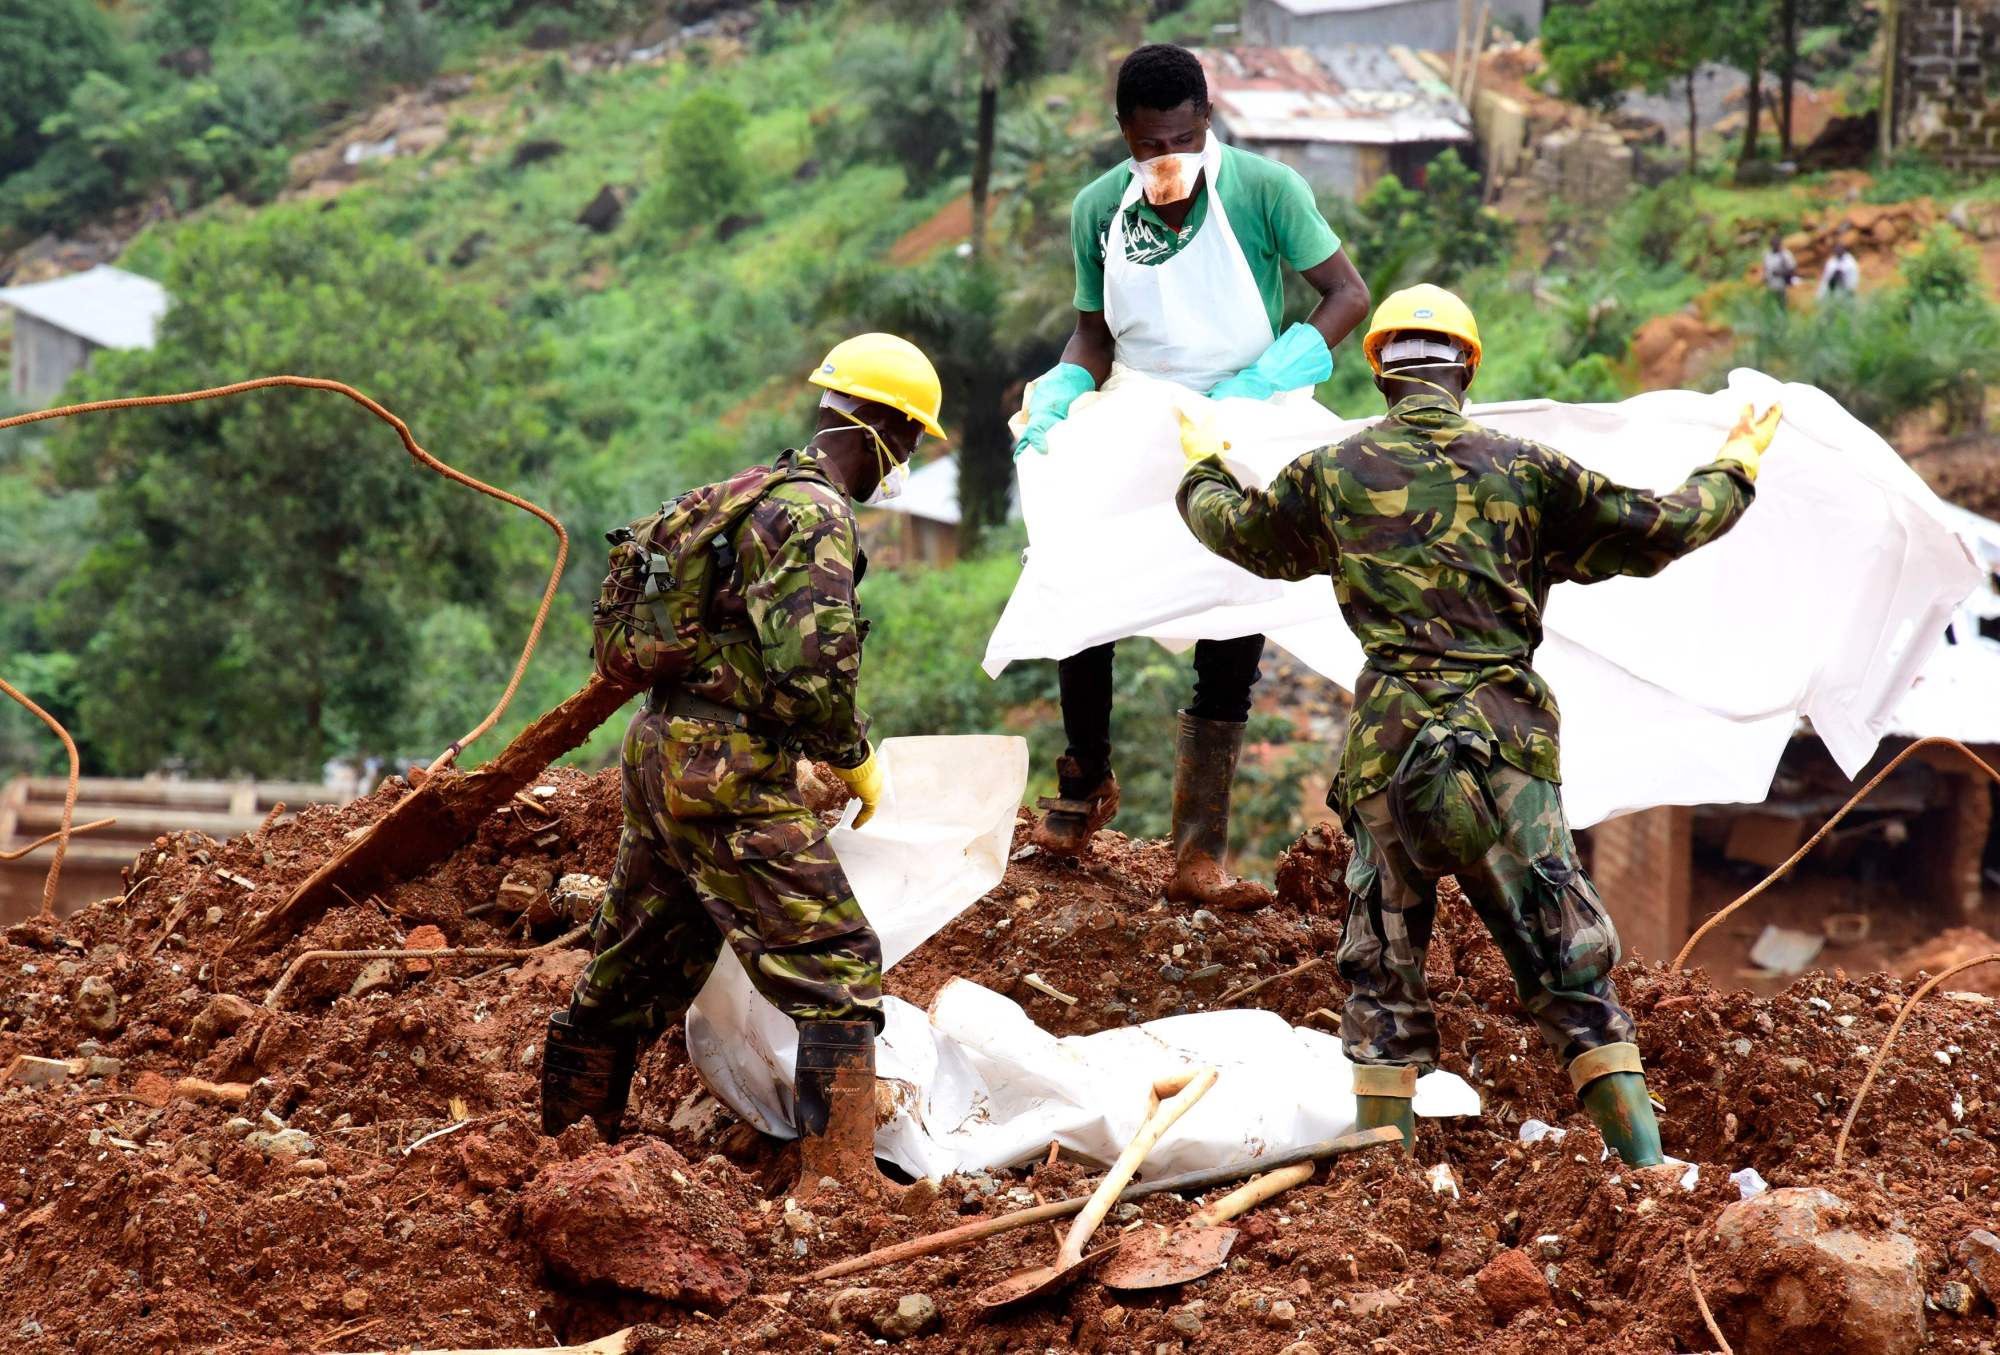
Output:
[1186, 1159, 1315, 1228]
[1055, 1065, 1218, 1266]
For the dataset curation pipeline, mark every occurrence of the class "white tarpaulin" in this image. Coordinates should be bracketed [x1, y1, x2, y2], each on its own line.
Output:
[984, 365, 1985, 827]
[684, 733, 1479, 1180]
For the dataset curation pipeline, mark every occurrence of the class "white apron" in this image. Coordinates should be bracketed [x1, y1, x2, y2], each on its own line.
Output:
[1102, 135, 1274, 394]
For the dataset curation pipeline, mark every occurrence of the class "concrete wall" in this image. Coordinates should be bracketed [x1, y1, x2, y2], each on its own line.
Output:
[1898, 0, 2000, 170]
[1243, 0, 1542, 50]
[1237, 136, 1380, 199]
[8, 313, 95, 404]
[1583, 805, 1692, 967]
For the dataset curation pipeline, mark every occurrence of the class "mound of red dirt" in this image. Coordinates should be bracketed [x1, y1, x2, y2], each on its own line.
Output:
[2, 773, 1997, 1353]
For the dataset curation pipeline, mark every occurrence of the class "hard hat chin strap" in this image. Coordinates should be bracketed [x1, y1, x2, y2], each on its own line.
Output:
[1377, 363, 1467, 408]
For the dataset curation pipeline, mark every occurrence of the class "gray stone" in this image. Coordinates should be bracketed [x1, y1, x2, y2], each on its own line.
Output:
[870, 1293, 938, 1341]
[347, 958, 398, 999]
[83, 1055, 122, 1079]
[1956, 1229, 2000, 1305]
[1712, 1187, 1924, 1355]
[1934, 1280, 1974, 1317]
[244, 1127, 317, 1159]
[1169, 1301, 1204, 1336]
[75, 976, 119, 1033]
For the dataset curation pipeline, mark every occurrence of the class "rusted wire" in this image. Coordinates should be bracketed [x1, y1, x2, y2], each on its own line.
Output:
[0, 375, 570, 776]
[1671, 737, 2000, 971]
[1833, 952, 2000, 1168]
[263, 922, 587, 1008]
[0, 676, 85, 919]
[1683, 1234, 1733, 1354]
[0, 816, 115, 861]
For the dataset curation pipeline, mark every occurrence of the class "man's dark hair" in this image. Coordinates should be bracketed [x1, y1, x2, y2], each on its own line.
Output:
[1116, 43, 1208, 121]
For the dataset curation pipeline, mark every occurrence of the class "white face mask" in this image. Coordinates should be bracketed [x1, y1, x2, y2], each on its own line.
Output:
[1135, 149, 1204, 205]
[817, 409, 914, 506]
[862, 457, 909, 507]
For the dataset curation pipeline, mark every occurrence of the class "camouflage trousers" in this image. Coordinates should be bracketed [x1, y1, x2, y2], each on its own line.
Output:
[568, 707, 884, 1040]
[1338, 764, 1635, 1072]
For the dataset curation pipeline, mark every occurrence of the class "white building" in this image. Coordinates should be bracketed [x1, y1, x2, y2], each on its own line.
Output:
[1242, 0, 1543, 51]
[0, 265, 168, 403]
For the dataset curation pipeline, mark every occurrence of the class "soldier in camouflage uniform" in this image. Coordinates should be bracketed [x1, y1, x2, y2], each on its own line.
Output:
[1176, 285, 1782, 1165]
[541, 333, 947, 1202]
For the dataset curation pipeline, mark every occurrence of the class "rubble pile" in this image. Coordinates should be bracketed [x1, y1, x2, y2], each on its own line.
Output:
[3, 774, 1999, 1353]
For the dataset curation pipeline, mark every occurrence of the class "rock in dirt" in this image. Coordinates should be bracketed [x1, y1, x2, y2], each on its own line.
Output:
[74, 975, 119, 1033]
[245, 1127, 317, 1159]
[1710, 1186, 1924, 1355]
[1475, 1248, 1550, 1323]
[522, 1139, 750, 1311]
[868, 1294, 938, 1341]
[3, 1054, 72, 1089]
[188, 993, 258, 1050]
[403, 924, 447, 973]
[1956, 1229, 2000, 1305]
[347, 958, 398, 999]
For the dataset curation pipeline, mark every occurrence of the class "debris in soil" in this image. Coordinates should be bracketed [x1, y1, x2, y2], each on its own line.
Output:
[3, 767, 2000, 1353]
[1895, 926, 2000, 995]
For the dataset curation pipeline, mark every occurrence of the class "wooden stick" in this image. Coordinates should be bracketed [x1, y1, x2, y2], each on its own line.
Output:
[1683, 1234, 1733, 1355]
[1219, 956, 1324, 1006]
[1186, 1160, 1314, 1228]
[1053, 1067, 1217, 1267]
[331, 1328, 634, 1355]
[803, 1124, 1403, 1283]
[245, 673, 637, 947]
[1023, 973, 1078, 1006]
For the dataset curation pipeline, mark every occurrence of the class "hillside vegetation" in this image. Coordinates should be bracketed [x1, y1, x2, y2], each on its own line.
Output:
[2, 0, 1997, 868]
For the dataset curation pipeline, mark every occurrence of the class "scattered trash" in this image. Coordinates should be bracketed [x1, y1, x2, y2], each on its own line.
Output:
[1749, 924, 1825, 975]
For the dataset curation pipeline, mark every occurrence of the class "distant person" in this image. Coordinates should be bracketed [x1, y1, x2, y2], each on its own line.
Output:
[542, 333, 946, 1204]
[1762, 234, 1799, 304]
[1010, 41, 1370, 910]
[1818, 242, 1860, 300]
[1174, 284, 1781, 1167]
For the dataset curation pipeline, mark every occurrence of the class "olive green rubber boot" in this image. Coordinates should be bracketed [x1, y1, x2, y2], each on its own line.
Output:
[1353, 1063, 1417, 1153]
[1570, 1042, 1663, 1168]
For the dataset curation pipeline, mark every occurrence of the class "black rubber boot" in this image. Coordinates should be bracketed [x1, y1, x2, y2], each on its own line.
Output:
[793, 1019, 898, 1203]
[540, 1007, 638, 1140]
[1030, 755, 1120, 856]
[1166, 712, 1273, 910]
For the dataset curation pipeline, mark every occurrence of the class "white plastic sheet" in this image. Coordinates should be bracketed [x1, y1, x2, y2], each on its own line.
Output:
[985, 367, 1984, 828]
[684, 732, 1480, 1181]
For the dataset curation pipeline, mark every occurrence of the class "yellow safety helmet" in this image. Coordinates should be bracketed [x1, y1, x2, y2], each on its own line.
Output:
[808, 332, 947, 439]
[1363, 284, 1482, 379]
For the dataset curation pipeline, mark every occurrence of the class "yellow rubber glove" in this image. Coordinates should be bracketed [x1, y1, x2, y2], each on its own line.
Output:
[1177, 408, 1230, 469]
[830, 744, 884, 827]
[1716, 403, 1782, 482]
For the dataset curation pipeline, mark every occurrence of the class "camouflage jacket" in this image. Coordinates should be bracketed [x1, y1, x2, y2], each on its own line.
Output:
[678, 448, 872, 770]
[1178, 392, 1755, 808]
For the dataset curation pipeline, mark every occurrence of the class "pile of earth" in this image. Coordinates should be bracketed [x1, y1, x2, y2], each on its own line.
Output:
[2, 769, 1998, 1354]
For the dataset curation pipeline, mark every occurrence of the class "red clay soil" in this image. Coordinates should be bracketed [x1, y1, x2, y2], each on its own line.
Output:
[3, 774, 1999, 1353]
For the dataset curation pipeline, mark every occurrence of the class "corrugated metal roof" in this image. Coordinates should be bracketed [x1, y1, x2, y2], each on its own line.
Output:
[1265, 0, 1425, 13]
[1196, 44, 1471, 147]
[0, 265, 168, 351]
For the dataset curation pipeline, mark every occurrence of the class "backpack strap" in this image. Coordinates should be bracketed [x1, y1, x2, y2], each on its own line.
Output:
[693, 461, 830, 651]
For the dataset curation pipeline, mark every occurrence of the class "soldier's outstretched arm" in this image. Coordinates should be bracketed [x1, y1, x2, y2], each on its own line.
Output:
[1175, 449, 1334, 582]
[743, 485, 871, 766]
[1534, 441, 1756, 585]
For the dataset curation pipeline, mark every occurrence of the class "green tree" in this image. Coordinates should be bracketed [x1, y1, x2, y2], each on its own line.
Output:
[42, 206, 560, 778]
[1326, 150, 1511, 292]
[0, 0, 119, 182]
[1543, 0, 1730, 176]
[652, 87, 752, 230]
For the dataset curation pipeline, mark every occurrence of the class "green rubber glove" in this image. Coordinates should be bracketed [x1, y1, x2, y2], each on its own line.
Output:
[1013, 362, 1097, 459]
[1206, 322, 1334, 402]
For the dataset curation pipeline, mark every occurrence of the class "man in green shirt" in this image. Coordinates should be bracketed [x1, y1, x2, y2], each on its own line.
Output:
[1017, 42, 1370, 912]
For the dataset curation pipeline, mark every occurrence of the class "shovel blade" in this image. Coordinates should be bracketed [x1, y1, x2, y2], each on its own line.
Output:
[975, 1242, 1120, 1312]
[1099, 1225, 1240, 1291]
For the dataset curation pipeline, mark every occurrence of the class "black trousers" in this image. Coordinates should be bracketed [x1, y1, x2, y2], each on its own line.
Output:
[1056, 634, 1264, 784]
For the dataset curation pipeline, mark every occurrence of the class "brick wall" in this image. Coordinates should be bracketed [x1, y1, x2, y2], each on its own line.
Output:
[1582, 806, 1692, 967]
[1900, 0, 2000, 170]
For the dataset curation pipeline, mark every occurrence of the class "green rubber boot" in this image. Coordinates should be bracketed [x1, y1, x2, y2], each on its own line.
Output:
[1570, 1043, 1663, 1168]
[1353, 1063, 1417, 1153]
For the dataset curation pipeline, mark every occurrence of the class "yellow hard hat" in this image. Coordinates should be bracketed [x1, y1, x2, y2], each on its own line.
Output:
[808, 332, 947, 439]
[1363, 284, 1482, 378]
